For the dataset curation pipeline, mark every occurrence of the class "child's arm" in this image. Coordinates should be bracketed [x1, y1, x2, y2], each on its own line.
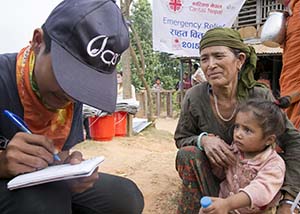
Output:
[200, 192, 250, 214]
[200, 153, 286, 213]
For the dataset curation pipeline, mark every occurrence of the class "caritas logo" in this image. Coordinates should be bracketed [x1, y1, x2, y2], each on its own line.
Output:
[172, 38, 182, 50]
[168, 0, 183, 13]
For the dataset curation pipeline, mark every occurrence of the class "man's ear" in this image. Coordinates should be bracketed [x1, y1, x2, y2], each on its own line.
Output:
[31, 28, 44, 54]
[265, 134, 276, 146]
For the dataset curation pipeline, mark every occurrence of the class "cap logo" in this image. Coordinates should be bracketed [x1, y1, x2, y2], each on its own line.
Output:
[87, 35, 120, 66]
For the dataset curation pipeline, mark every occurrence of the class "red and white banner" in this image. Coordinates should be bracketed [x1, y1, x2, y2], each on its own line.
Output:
[152, 0, 246, 57]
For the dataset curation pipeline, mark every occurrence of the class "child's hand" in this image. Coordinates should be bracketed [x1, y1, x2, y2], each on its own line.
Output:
[199, 197, 230, 214]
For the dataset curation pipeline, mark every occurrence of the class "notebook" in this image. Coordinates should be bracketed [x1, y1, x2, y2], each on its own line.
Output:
[7, 156, 105, 190]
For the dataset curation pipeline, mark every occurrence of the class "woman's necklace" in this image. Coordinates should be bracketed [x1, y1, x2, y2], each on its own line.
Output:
[213, 93, 237, 122]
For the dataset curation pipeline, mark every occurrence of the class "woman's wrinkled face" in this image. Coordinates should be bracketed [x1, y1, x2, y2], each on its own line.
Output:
[200, 46, 245, 87]
[31, 29, 73, 110]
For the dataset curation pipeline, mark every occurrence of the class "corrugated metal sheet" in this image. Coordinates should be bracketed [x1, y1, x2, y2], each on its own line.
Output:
[244, 38, 283, 55]
[251, 44, 282, 55]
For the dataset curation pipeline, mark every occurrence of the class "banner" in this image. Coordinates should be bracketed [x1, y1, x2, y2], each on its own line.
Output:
[152, 0, 246, 57]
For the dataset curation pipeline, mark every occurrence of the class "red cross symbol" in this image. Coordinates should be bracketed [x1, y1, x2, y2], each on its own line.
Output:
[169, 0, 182, 12]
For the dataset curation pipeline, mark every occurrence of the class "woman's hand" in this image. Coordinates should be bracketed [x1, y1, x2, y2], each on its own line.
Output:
[0, 132, 56, 178]
[201, 135, 235, 168]
[277, 192, 300, 214]
[65, 151, 99, 193]
[277, 204, 299, 214]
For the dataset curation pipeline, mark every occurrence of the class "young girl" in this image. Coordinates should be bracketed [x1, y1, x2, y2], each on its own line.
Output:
[200, 99, 287, 214]
[117, 71, 136, 99]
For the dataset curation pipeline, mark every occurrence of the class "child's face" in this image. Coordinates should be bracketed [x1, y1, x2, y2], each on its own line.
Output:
[233, 111, 270, 155]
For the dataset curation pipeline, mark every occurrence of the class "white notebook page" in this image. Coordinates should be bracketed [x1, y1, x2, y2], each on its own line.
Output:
[7, 156, 105, 190]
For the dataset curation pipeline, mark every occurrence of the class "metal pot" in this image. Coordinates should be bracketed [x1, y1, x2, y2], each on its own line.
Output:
[260, 10, 288, 47]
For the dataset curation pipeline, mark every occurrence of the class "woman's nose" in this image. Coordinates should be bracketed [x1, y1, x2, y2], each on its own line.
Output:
[207, 58, 216, 69]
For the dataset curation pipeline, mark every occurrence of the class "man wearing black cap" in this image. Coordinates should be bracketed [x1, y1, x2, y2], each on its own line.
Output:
[0, 0, 144, 213]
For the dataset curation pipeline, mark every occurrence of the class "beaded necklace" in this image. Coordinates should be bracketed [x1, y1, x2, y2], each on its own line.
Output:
[213, 93, 237, 122]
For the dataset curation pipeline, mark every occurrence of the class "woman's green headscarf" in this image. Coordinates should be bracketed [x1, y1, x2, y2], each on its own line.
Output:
[199, 27, 265, 100]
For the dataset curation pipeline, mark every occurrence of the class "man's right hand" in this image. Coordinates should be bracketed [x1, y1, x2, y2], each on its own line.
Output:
[0, 132, 56, 178]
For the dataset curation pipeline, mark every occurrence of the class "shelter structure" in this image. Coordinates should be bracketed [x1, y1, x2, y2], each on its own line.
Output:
[233, 0, 284, 97]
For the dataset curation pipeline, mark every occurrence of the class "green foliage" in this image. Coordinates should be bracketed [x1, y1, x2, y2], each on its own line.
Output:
[129, 0, 181, 90]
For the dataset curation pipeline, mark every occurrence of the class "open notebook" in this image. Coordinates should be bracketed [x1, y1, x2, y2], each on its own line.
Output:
[7, 156, 105, 190]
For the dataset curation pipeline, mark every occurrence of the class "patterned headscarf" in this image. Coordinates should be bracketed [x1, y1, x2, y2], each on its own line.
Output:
[200, 27, 265, 100]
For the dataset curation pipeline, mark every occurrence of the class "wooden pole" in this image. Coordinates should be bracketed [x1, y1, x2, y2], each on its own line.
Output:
[121, 0, 133, 136]
[180, 60, 184, 105]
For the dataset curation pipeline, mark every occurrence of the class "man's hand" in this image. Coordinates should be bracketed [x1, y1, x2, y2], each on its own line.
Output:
[66, 151, 99, 193]
[0, 132, 56, 178]
[201, 135, 235, 169]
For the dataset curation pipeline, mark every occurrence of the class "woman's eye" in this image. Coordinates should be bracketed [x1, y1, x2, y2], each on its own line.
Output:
[200, 58, 207, 63]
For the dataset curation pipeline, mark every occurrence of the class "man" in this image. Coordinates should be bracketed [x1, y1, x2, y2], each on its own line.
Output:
[191, 63, 206, 86]
[0, 0, 144, 213]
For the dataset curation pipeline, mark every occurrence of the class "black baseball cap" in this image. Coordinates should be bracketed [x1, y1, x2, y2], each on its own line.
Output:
[44, 0, 129, 113]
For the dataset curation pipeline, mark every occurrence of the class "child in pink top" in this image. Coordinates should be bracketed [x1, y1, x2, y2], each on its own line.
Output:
[200, 99, 286, 214]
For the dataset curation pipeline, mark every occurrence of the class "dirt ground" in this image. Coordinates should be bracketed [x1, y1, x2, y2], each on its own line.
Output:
[73, 118, 181, 214]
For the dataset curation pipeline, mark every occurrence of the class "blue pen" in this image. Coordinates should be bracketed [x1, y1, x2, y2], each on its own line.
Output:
[3, 110, 61, 161]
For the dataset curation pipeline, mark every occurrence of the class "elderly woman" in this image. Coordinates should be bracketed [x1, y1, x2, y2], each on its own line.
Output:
[174, 28, 300, 214]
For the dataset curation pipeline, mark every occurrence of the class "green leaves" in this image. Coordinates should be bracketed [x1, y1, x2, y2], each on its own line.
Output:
[129, 0, 181, 90]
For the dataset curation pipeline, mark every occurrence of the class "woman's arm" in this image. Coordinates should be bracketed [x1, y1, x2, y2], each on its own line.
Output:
[174, 90, 201, 148]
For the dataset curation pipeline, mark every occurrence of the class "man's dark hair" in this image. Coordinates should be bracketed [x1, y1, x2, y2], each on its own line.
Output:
[42, 25, 51, 54]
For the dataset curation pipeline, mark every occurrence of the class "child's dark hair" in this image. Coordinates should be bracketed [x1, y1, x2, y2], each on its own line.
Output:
[237, 99, 286, 138]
